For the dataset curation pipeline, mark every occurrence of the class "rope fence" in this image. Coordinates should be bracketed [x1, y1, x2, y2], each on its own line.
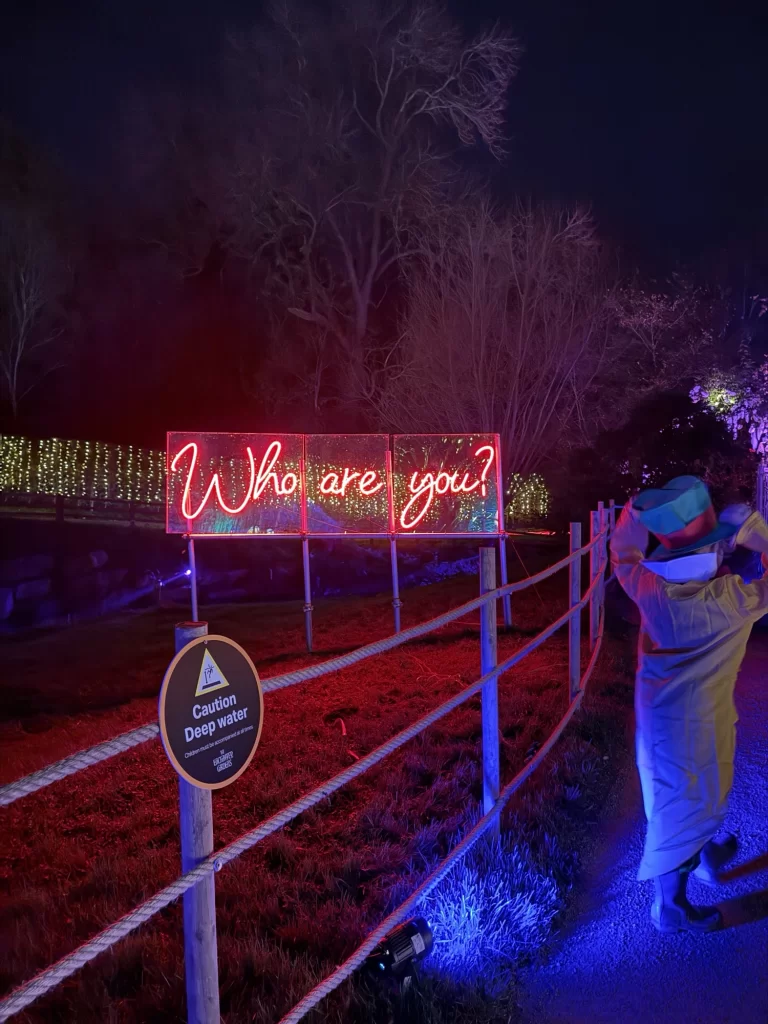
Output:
[279, 613, 606, 1024]
[0, 536, 602, 809]
[0, 724, 161, 806]
[0, 509, 613, 1023]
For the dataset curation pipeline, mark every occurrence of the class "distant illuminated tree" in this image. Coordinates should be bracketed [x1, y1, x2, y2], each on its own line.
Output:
[692, 336, 768, 456]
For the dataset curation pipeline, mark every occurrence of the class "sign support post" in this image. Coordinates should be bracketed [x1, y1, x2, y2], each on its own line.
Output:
[498, 535, 512, 629]
[174, 621, 219, 1024]
[390, 537, 402, 633]
[187, 537, 199, 622]
[386, 452, 402, 634]
[479, 546, 500, 837]
[302, 538, 313, 654]
[299, 457, 313, 653]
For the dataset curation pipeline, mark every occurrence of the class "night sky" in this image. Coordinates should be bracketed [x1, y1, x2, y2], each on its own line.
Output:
[2, 0, 768, 268]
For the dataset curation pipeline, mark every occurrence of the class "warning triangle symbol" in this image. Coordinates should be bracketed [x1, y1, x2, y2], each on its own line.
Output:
[195, 649, 231, 697]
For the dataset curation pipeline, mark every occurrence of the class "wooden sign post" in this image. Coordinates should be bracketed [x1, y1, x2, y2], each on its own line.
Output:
[160, 625, 264, 1023]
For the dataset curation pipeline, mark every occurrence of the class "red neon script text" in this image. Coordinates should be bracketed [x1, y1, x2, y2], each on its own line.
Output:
[171, 441, 298, 521]
[399, 444, 496, 530]
[319, 468, 385, 498]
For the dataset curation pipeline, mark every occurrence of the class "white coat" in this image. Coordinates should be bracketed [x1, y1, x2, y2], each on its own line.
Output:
[610, 506, 768, 880]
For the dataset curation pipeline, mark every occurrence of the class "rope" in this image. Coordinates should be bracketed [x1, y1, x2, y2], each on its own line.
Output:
[0, 531, 608, 807]
[0, 855, 215, 1022]
[0, 581, 607, 1022]
[0, 724, 160, 808]
[278, 615, 606, 1024]
[262, 534, 605, 694]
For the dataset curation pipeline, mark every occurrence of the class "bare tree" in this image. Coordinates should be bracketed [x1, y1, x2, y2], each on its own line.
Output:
[221, 0, 520, 414]
[610, 276, 716, 383]
[0, 207, 63, 419]
[376, 201, 614, 476]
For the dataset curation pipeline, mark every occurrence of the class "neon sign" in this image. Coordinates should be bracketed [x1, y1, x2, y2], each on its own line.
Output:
[319, 470, 384, 497]
[166, 433, 501, 537]
[171, 441, 299, 522]
[304, 434, 390, 535]
[399, 444, 496, 530]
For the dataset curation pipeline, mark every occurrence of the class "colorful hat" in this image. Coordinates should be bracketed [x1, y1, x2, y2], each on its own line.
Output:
[632, 475, 738, 555]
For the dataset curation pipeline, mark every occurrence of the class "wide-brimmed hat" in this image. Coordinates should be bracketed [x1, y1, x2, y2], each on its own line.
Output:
[632, 475, 738, 556]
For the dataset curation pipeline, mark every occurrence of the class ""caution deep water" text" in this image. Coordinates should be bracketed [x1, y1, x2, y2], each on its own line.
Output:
[184, 693, 248, 742]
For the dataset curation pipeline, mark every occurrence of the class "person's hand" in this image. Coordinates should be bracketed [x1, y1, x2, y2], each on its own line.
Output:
[720, 504, 754, 528]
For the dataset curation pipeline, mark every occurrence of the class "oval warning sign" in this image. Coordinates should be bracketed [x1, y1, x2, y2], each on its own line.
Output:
[158, 635, 263, 789]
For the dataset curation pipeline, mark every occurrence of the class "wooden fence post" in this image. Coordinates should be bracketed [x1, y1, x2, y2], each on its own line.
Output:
[175, 622, 220, 1024]
[569, 522, 582, 701]
[596, 500, 606, 623]
[599, 502, 608, 616]
[589, 510, 599, 651]
[609, 498, 616, 536]
[479, 546, 500, 833]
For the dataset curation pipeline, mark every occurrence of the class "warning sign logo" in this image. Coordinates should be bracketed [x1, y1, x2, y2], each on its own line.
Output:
[195, 649, 230, 696]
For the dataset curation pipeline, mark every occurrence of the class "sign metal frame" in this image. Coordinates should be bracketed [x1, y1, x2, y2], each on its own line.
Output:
[166, 432, 503, 539]
[165, 432, 511, 650]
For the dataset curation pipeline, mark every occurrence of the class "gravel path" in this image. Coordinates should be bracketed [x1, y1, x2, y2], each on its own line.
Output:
[519, 635, 768, 1024]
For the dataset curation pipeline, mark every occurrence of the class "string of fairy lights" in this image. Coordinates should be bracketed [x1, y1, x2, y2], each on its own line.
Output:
[0, 432, 550, 524]
[505, 472, 549, 525]
[0, 434, 166, 504]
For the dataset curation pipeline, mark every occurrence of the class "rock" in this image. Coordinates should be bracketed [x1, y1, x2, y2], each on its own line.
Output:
[224, 569, 249, 584]
[15, 577, 52, 602]
[62, 551, 109, 577]
[103, 568, 129, 590]
[36, 599, 62, 624]
[67, 572, 110, 601]
[62, 555, 95, 577]
[0, 555, 54, 584]
[0, 588, 13, 620]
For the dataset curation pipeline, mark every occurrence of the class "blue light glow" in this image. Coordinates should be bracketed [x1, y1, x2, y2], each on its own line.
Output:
[418, 838, 559, 992]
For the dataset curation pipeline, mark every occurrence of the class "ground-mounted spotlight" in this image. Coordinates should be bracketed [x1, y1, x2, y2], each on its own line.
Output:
[367, 917, 433, 983]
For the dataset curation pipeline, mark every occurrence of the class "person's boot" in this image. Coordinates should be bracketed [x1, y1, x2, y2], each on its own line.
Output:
[651, 861, 722, 934]
[693, 834, 739, 886]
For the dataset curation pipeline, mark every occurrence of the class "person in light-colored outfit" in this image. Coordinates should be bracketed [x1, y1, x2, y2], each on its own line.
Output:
[610, 475, 768, 933]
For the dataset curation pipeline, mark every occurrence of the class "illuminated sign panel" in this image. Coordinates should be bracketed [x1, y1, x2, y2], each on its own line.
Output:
[304, 433, 390, 535]
[393, 434, 500, 535]
[167, 433, 303, 535]
[166, 432, 501, 537]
